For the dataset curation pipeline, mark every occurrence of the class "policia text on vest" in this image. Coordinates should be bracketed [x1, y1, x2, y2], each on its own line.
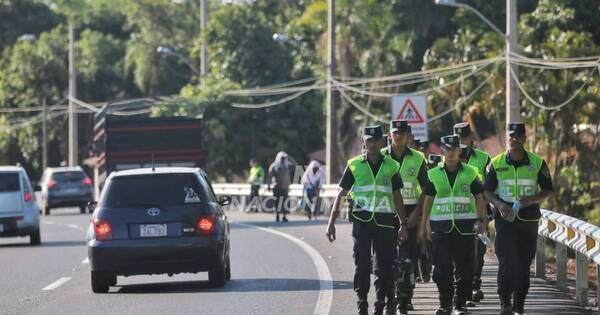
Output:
[326, 125, 408, 315]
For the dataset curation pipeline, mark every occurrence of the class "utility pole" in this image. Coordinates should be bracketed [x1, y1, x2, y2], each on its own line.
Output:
[68, 21, 78, 166]
[200, 0, 208, 81]
[325, 0, 339, 184]
[506, 0, 520, 124]
[42, 99, 48, 170]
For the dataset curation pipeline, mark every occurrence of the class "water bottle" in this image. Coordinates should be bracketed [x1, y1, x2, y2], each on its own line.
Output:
[477, 232, 492, 246]
[505, 201, 520, 222]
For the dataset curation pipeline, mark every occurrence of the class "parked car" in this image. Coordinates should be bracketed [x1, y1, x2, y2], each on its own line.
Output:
[87, 167, 231, 293]
[0, 166, 40, 245]
[40, 167, 94, 215]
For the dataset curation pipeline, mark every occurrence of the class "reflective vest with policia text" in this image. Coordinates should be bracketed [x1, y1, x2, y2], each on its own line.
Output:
[467, 148, 491, 181]
[381, 147, 426, 206]
[428, 163, 479, 235]
[491, 151, 544, 222]
[348, 154, 400, 229]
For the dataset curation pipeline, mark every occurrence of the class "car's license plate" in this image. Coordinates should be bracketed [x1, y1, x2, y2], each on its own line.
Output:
[63, 188, 78, 194]
[0, 224, 3, 233]
[140, 224, 167, 237]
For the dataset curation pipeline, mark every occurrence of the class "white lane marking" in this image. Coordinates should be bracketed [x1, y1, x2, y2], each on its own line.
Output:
[82, 257, 89, 264]
[44, 221, 55, 225]
[42, 277, 72, 291]
[67, 224, 84, 231]
[234, 222, 333, 315]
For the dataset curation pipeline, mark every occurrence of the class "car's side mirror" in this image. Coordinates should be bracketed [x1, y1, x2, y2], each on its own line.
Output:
[34, 185, 42, 192]
[218, 196, 231, 206]
[86, 201, 98, 213]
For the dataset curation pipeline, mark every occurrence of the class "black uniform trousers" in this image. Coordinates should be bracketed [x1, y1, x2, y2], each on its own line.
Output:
[391, 205, 419, 302]
[352, 214, 397, 302]
[494, 217, 538, 302]
[473, 238, 486, 290]
[432, 230, 475, 308]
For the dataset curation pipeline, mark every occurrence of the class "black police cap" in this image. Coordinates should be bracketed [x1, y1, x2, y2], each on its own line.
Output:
[390, 120, 410, 133]
[453, 122, 472, 137]
[428, 154, 442, 165]
[363, 125, 384, 140]
[440, 134, 464, 149]
[507, 122, 526, 136]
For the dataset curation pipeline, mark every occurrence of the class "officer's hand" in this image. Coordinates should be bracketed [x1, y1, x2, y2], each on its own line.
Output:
[474, 220, 487, 234]
[398, 226, 408, 242]
[407, 211, 419, 228]
[326, 224, 336, 243]
[497, 203, 512, 219]
[417, 226, 427, 242]
[267, 185, 272, 192]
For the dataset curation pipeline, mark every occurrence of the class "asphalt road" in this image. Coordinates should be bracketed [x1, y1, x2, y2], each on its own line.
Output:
[0, 209, 365, 315]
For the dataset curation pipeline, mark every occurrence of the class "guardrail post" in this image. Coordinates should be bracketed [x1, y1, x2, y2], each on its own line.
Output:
[535, 236, 546, 278]
[556, 242, 568, 291]
[575, 251, 589, 306]
[597, 264, 600, 314]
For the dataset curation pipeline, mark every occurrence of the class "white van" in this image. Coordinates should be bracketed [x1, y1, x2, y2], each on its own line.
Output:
[0, 166, 40, 245]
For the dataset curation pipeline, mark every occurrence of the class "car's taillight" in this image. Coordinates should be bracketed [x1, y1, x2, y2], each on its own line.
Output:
[24, 191, 32, 202]
[197, 215, 215, 235]
[82, 178, 92, 186]
[93, 219, 113, 241]
[47, 180, 58, 189]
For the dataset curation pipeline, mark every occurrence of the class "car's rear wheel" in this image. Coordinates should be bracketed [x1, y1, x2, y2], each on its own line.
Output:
[209, 261, 227, 287]
[29, 229, 41, 245]
[91, 271, 112, 293]
[44, 206, 51, 215]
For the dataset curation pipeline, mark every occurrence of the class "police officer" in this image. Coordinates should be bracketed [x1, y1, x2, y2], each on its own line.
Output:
[483, 123, 553, 315]
[419, 135, 488, 315]
[453, 122, 491, 305]
[326, 125, 408, 315]
[381, 120, 429, 315]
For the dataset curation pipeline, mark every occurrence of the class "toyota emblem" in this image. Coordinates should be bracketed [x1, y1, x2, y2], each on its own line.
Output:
[147, 208, 161, 216]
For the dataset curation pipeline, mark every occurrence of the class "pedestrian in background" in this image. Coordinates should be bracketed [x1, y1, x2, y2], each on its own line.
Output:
[268, 151, 293, 222]
[247, 159, 265, 213]
[301, 160, 325, 220]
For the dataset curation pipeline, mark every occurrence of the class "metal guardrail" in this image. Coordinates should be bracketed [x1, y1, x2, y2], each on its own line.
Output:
[537, 209, 600, 308]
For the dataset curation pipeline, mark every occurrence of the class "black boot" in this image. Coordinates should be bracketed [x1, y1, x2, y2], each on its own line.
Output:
[276, 214, 280, 222]
[500, 295, 513, 315]
[513, 295, 525, 314]
[434, 307, 451, 315]
[373, 300, 385, 315]
[357, 300, 368, 315]
[472, 288, 484, 302]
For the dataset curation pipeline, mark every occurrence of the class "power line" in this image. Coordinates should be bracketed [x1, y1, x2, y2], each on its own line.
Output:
[231, 85, 317, 108]
[509, 65, 598, 111]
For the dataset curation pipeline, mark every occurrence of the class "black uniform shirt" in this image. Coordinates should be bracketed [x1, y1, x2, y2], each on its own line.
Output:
[423, 163, 484, 197]
[483, 151, 553, 219]
[339, 153, 403, 191]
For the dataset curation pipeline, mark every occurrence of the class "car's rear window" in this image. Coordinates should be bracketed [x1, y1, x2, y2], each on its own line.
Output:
[51, 171, 86, 182]
[0, 173, 20, 192]
[102, 174, 205, 208]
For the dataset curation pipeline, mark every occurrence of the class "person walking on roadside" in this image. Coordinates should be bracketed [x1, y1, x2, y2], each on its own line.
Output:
[268, 151, 293, 222]
[301, 160, 325, 220]
[326, 125, 408, 315]
[247, 159, 265, 213]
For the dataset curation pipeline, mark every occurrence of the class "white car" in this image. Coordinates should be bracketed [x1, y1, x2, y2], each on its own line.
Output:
[0, 166, 41, 245]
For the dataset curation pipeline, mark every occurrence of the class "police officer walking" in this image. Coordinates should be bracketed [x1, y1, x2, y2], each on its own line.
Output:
[453, 122, 491, 305]
[326, 125, 408, 315]
[483, 123, 554, 315]
[419, 135, 488, 315]
[382, 120, 429, 315]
